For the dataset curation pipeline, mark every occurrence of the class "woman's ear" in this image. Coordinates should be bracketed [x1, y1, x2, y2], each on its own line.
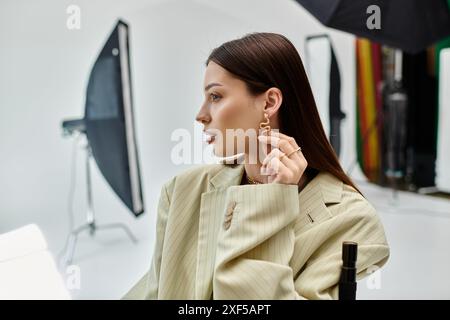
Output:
[264, 87, 283, 117]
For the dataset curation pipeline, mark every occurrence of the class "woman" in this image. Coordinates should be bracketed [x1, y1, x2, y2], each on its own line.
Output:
[124, 32, 389, 300]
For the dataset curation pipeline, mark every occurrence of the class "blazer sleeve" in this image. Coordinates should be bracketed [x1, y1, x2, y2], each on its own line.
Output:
[294, 196, 390, 299]
[121, 178, 174, 300]
[213, 184, 389, 300]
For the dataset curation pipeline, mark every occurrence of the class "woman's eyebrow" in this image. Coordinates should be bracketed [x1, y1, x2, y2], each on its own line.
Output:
[204, 82, 223, 92]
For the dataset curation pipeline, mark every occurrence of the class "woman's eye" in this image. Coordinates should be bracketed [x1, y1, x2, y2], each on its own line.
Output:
[210, 93, 221, 102]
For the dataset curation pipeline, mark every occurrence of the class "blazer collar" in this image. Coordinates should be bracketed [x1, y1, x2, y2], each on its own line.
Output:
[208, 163, 343, 205]
[209, 163, 246, 191]
[300, 170, 343, 205]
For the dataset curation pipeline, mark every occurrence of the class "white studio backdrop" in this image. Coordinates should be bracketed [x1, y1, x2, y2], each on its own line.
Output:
[0, 0, 364, 297]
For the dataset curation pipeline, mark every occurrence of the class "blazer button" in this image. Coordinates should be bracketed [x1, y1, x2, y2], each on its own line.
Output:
[226, 201, 236, 213]
[223, 201, 236, 230]
[224, 213, 233, 223]
[223, 220, 231, 230]
[225, 202, 236, 217]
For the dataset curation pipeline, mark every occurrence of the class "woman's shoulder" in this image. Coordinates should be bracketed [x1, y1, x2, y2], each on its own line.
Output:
[341, 182, 376, 215]
[305, 173, 388, 247]
[324, 180, 387, 244]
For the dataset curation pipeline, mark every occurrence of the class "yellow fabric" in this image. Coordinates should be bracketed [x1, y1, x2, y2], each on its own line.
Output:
[122, 163, 389, 300]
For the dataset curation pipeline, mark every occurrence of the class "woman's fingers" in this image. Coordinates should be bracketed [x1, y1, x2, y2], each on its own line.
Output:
[258, 134, 303, 165]
[261, 147, 281, 166]
[261, 147, 297, 173]
[268, 131, 300, 149]
[256, 130, 308, 185]
[267, 156, 296, 184]
[264, 156, 287, 179]
[258, 135, 296, 157]
[273, 132, 304, 162]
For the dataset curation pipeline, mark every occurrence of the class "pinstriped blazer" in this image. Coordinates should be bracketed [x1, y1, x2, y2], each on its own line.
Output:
[123, 163, 389, 300]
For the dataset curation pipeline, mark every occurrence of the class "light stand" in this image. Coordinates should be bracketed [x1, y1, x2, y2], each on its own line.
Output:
[384, 49, 408, 203]
[59, 131, 137, 266]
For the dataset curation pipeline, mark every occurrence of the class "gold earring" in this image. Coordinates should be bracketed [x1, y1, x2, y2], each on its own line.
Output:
[259, 112, 271, 135]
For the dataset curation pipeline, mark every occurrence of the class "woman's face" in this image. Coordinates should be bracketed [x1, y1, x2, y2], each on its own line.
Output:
[196, 61, 264, 158]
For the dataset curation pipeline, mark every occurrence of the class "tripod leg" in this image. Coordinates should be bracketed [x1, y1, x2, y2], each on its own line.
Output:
[65, 232, 79, 265]
[61, 224, 90, 266]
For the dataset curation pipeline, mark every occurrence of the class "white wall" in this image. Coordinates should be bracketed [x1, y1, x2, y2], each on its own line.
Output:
[0, 0, 363, 297]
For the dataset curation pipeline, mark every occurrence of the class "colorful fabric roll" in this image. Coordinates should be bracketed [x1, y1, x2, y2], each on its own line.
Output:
[355, 38, 382, 182]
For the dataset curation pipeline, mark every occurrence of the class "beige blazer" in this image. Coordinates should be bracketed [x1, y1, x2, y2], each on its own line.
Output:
[123, 163, 389, 300]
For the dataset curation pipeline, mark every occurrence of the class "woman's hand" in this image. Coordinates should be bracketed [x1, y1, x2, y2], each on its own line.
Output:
[258, 131, 308, 185]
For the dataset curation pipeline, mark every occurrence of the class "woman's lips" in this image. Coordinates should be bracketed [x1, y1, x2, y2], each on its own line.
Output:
[206, 135, 215, 144]
[203, 130, 217, 144]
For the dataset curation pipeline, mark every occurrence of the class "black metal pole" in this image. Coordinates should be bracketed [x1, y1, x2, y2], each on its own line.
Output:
[339, 241, 358, 300]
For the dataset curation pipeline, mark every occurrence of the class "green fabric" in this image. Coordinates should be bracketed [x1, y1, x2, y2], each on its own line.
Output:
[356, 90, 364, 173]
[435, 0, 450, 73]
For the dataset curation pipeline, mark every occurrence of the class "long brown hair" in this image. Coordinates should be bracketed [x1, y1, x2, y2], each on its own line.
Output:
[206, 32, 362, 195]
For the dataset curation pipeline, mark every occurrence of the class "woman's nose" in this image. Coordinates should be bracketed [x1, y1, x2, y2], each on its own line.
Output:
[195, 108, 211, 125]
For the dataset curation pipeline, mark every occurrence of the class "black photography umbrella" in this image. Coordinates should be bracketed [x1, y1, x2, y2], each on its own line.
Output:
[294, 0, 450, 53]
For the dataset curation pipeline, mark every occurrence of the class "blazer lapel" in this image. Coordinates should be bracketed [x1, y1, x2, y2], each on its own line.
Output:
[194, 164, 245, 299]
[193, 166, 342, 299]
[297, 172, 344, 227]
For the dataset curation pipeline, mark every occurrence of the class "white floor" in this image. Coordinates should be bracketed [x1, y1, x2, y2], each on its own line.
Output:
[47, 181, 450, 299]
